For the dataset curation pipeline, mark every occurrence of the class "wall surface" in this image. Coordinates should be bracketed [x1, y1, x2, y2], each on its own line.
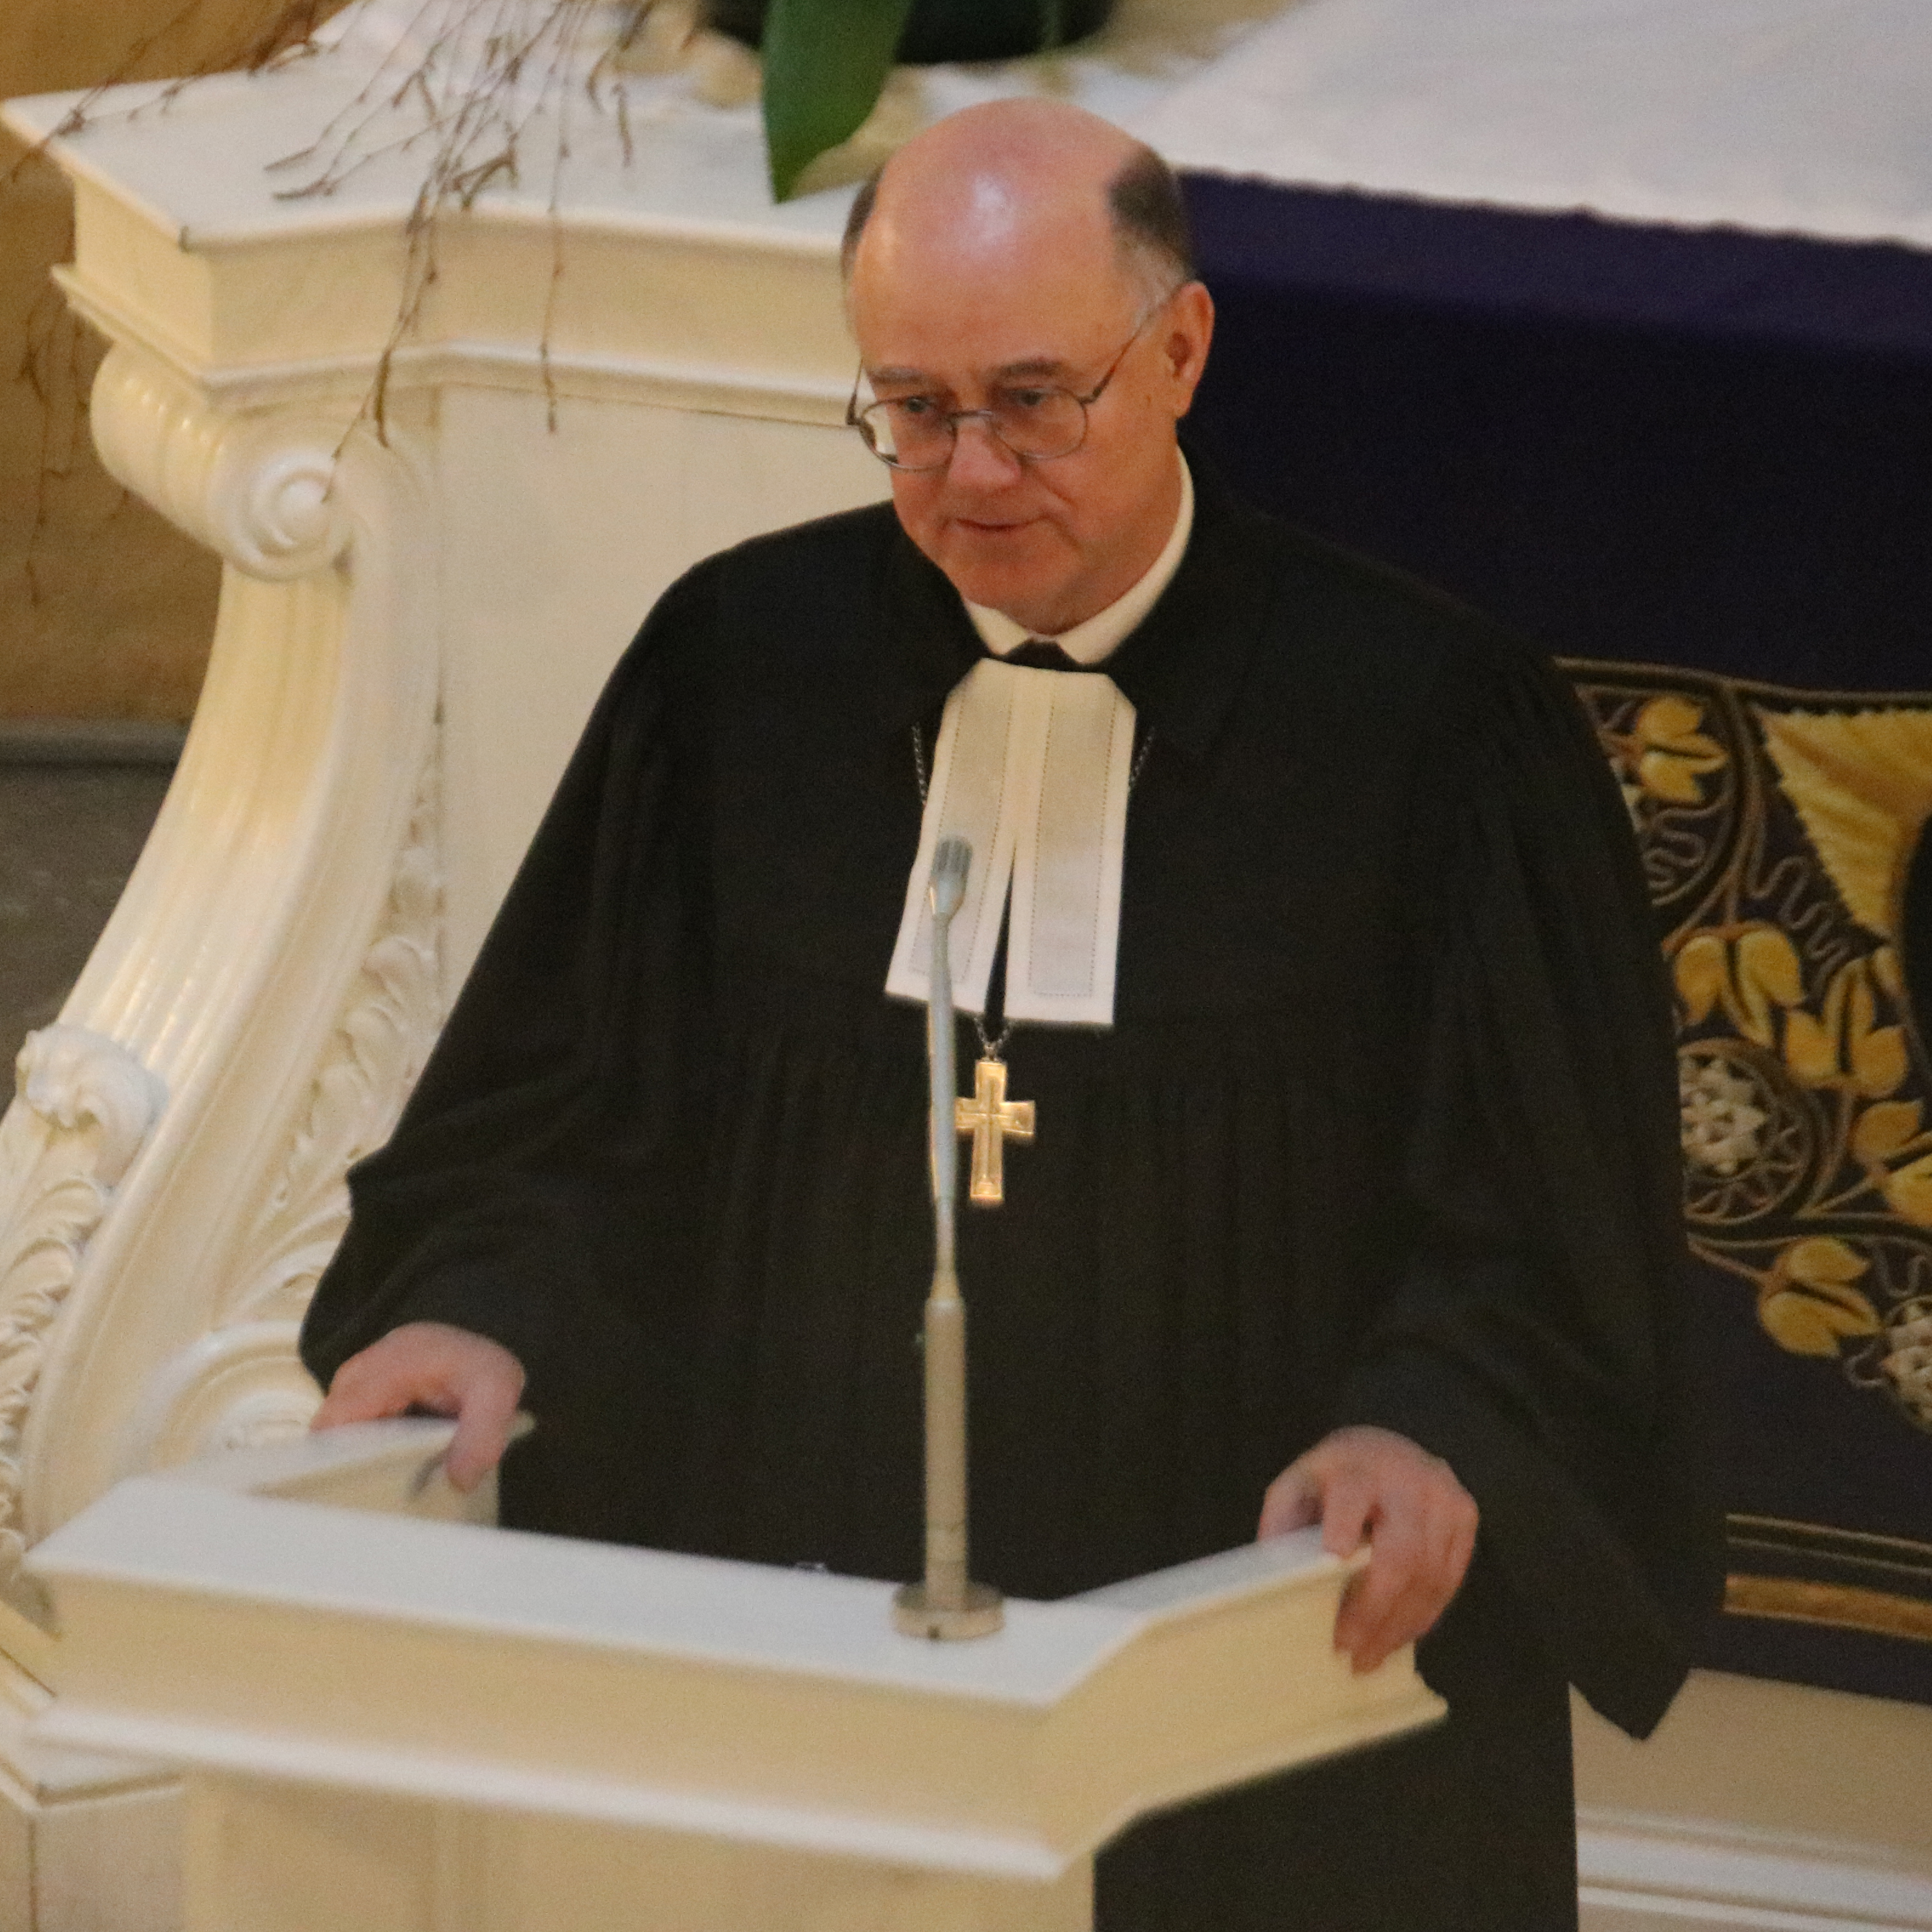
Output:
[0, 0, 348, 721]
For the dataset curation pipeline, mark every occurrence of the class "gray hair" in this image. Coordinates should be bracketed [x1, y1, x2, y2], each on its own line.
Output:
[839, 142, 1197, 304]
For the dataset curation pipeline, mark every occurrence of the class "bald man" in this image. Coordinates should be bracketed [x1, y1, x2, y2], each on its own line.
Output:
[304, 101, 1715, 1931]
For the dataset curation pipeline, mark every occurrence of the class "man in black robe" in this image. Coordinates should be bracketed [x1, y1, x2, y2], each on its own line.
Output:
[303, 100, 1719, 1930]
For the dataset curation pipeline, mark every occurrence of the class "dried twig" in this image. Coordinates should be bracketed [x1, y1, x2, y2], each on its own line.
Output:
[12, 0, 669, 579]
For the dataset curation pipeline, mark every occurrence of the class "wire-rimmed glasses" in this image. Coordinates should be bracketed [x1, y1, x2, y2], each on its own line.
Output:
[846, 302, 1164, 472]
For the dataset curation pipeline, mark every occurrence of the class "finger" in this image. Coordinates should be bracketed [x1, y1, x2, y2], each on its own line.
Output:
[311, 1356, 430, 1430]
[1356, 1504, 1476, 1672]
[1403, 1482, 1477, 1624]
[1316, 1467, 1379, 1561]
[1257, 1457, 1323, 1539]
[1348, 1562, 1448, 1674]
[1343, 1504, 1474, 1672]
[444, 1368, 524, 1492]
[1334, 1510, 1426, 1661]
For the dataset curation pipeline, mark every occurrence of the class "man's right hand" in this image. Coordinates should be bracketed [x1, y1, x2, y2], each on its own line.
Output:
[310, 1322, 526, 1493]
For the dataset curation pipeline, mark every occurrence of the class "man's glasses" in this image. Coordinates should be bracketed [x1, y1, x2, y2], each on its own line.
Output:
[846, 300, 1165, 472]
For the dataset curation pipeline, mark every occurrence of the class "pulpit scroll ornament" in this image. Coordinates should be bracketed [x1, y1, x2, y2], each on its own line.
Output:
[0, 307, 441, 1563]
[894, 837, 1005, 1641]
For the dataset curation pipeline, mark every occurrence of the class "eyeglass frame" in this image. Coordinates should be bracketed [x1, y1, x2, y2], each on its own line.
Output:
[844, 292, 1174, 472]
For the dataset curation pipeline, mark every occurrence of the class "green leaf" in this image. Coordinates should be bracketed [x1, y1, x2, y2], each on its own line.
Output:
[762, 0, 918, 202]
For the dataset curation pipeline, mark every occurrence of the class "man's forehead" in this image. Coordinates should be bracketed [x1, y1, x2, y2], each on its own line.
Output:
[851, 238, 1140, 388]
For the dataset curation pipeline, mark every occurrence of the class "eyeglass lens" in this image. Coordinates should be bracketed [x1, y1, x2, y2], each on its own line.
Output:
[859, 390, 1089, 469]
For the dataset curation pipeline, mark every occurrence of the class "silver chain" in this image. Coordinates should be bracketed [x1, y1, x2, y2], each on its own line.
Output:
[912, 718, 1149, 1064]
[973, 1015, 1014, 1061]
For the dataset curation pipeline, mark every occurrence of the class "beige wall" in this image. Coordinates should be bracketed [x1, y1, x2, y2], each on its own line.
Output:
[0, 1, 348, 721]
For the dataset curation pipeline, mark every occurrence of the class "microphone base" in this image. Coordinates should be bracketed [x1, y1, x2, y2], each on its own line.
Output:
[891, 1579, 1005, 1641]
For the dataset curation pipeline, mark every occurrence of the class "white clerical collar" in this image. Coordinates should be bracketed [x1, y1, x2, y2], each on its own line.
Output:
[885, 659, 1134, 1025]
[886, 457, 1194, 1030]
[965, 450, 1195, 665]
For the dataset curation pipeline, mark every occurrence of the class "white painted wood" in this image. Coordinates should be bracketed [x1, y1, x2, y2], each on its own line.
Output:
[0, 1638, 181, 1932]
[1575, 1675, 1932, 1932]
[19, 1422, 1440, 1929]
[434, 385, 886, 982]
[32, 1783, 184, 1932]
[184, 1777, 1092, 1932]
[26, 1425, 1441, 1881]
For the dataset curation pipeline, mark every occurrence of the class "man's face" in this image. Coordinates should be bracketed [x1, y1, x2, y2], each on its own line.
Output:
[849, 195, 1213, 637]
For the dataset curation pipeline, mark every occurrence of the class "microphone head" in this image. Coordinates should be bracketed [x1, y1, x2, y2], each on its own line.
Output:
[930, 836, 971, 925]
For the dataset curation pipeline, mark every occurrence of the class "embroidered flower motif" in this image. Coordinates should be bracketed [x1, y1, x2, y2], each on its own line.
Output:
[1674, 925, 1805, 1049]
[1680, 1055, 1769, 1176]
[1757, 1238, 1882, 1357]
[1882, 1304, 1932, 1428]
[1850, 1098, 1932, 1229]
[1782, 949, 1908, 1099]
[1625, 695, 1728, 807]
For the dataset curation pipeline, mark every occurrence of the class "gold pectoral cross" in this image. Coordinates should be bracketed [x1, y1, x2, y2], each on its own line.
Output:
[956, 1058, 1035, 1206]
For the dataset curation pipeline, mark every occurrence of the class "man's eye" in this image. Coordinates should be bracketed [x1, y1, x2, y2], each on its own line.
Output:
[890, 396, 939, 420]
[998, 388, 1055, 414]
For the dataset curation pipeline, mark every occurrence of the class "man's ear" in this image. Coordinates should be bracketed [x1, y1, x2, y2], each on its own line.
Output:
[1164, 280, 1215, 416]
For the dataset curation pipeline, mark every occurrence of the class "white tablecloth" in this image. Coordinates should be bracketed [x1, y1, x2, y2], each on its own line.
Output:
[1132, 0, 1932, 249]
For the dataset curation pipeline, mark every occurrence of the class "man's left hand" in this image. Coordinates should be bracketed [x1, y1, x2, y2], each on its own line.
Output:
[1258, 1425, 1478, 1675]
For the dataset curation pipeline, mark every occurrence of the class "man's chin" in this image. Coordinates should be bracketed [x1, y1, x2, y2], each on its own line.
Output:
[936, 537, 1070, 624]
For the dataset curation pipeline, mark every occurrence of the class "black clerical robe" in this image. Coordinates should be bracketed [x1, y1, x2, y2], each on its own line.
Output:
[302, 457, 1720, 1930]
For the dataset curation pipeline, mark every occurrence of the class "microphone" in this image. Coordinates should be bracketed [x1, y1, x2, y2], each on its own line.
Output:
[893, 837, 1004, 1640]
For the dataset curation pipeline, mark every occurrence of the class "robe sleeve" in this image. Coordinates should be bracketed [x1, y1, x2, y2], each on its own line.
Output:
[299, 559, 720, 1528]
[1332, 629, 1724, 1739]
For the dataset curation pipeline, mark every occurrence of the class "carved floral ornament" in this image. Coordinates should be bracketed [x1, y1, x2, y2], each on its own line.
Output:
[111, 737, 444, 1482]
[223, 757, 445, 1335]
[0, 1029, 166, 1576]
[1575, 672, 1932, 1434]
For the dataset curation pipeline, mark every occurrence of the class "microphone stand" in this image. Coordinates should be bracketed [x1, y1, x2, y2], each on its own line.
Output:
[893, 836, 1004, 1641]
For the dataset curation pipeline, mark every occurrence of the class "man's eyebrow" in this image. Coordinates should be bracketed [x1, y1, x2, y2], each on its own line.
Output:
[865, 355, 1075, 388]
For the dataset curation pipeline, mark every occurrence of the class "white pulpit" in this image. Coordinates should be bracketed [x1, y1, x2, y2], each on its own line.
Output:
[26, 1420, 1441, 1932]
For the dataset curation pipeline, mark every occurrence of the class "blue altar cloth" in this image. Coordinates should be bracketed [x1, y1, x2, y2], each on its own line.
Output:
[1181, 173, 1932, 1706]
[1181, 175, 1932, 691]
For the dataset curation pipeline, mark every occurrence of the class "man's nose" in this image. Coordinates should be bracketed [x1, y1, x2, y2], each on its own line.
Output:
[945, 415, 1025, 490]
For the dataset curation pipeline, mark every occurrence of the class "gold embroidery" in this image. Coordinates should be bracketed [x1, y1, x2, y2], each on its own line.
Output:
[1567, 665, 1932, 1439]
[1725, 1575, 1932, 1645]
[1758, 706, 1932, 940]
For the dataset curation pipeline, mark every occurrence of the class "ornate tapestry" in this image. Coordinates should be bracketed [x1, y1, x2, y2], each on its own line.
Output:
[1566, 663, 1932, 1705]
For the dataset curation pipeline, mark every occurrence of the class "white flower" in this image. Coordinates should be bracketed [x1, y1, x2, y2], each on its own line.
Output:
[1681, 1056, 1769, 1176]
[1883, 1310, 1932, 1430]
